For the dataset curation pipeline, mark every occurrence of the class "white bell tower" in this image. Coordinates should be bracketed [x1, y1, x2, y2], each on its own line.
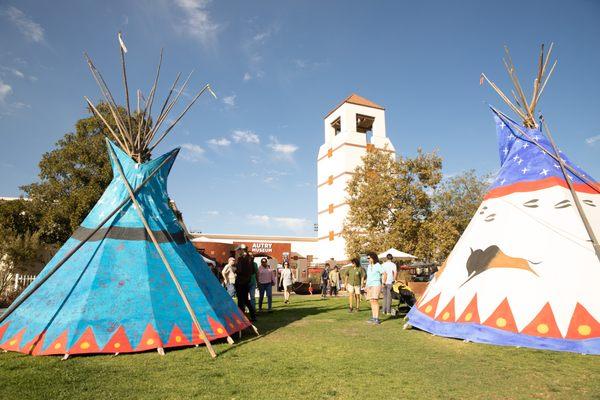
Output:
[316, 94, 396, 263]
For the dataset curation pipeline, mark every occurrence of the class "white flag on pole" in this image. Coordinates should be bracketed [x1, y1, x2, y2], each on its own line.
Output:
[118, 32, 128, 53]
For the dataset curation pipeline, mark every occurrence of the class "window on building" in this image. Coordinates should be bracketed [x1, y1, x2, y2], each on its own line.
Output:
[328, 175, 333, 185]
[331, 117, 341, 135]
[328, 231, 335, 241]
[356, 114, 374, 133]
[328, 204, 334, 214]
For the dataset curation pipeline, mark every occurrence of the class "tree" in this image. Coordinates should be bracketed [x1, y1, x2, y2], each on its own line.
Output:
[342, 148, 443, 259]
[20, 103, 128, 244]
[0, 199, 52, 298]
[416, 170, 489, 262]
[0, 103, 142, 298]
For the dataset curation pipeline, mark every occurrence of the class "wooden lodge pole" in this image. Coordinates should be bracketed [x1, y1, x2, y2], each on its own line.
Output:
[541, 118, 600, 263]
[108, 146, 218, 358]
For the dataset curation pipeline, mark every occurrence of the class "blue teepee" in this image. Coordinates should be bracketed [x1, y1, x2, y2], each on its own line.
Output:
[0, 141, 250, 356]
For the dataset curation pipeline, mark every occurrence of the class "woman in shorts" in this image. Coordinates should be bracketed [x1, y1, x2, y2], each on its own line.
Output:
[365, 252, 386, 324]
[279, 261, 294, 304]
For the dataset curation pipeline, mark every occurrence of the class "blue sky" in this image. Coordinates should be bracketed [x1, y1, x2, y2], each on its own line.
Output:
[0, 0, 599, 237]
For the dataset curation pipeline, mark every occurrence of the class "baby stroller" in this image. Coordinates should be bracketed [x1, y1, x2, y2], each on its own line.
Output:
[390, 281, 416, 317]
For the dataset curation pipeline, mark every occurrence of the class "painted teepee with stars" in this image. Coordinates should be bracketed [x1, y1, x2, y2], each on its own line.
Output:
[407, 44, 600, 354]
[0, 34, 251, 358]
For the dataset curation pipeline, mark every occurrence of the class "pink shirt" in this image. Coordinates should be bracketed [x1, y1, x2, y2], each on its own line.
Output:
[258, 266, 276, 284]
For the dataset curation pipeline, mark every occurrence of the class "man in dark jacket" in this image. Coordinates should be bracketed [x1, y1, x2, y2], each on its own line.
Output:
[321, 264, 330, 298]
[234, 245, 257, 322]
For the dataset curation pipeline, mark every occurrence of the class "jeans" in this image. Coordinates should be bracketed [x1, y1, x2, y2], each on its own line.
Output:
[321, 280, 329, 296]
[235, 282, 256, 321]
[226, 283, 236, 297]
[249, 281, 256, 310]
[383, 284, 393, 313]
[330, 284, 338, 296]
[258, 283, 273, 310]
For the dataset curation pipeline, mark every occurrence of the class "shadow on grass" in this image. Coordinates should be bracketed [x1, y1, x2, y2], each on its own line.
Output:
[223, 296, 339, 353]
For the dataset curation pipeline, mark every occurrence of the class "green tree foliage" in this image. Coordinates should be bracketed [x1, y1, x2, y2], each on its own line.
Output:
[20, 103, 127, 244]
[342, 148, 443, 259]
[0, 199, 52, 295]
[0, 103, 135, 290]
[0, 198, 49, 271]
[416, 170, 490, 261]
[343, 150, 488, 263]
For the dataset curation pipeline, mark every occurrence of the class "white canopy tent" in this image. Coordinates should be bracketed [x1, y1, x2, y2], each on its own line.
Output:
[378, 248, 417, 261]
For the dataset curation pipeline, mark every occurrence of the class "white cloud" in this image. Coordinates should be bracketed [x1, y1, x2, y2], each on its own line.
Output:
[270, 143, 298, 154]
[207, 137, 231, 146]
[203, 210, 220, 216]
[0, 66, 36, 82]
[585, 135, 600, 146]
[12, 102, 29, 109]
[292, 59, 329, 70]
[222, 94, 236, 107]
[173, 0, 220, 47]
[180, 143, 206, 162]
[232, 130, 260, 144]
[268, 136, 298, 159]
[0, 80, 13, 103]
[247, 214, 312, 232]
[3, 6, 45, 43]
[243, 72, 252, 81]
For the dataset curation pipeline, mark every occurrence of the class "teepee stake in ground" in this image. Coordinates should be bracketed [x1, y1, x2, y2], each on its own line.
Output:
[108, 144, 217, 358]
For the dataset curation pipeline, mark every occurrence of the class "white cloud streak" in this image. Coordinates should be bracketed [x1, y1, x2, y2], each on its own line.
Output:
[0, 80, 13, 103]
[222, 94, 236, 107]
[180, 143, 206, 162]
[173, 0, 220, 47]
[207, 137, 231, 146]
[268, 136, 298, 159]
[247, 214, 312, 232]
[232, 130, 260, 144]
[585, 134, 600, 146]
[3, 6, 45, 43]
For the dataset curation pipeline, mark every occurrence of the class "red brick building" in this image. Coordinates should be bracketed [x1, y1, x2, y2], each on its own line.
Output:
[190, 233, 318, 265]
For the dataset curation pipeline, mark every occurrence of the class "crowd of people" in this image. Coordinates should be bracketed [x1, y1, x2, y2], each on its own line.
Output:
[209, 245, 410, 326]
[211, 244, 297, 322]
[319, 253, 400, 324]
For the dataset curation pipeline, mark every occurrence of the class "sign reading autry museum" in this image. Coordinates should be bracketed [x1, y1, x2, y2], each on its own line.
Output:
[251, 242, 273, 253]
[232, 241, 291, 259]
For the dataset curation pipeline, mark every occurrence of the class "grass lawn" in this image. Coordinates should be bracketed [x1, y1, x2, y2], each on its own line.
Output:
[0, 295, 599, 400]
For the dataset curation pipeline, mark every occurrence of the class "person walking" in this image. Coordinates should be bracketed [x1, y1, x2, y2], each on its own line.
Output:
[365, 252, 386, 324]
[279, 261, 294, 304]
[328, 266, 340, 297]
[344, 258, 365, 312]
[381, 253, 398, 315]
[248, 252, 258, 311]
[321, 264, 330, 298]
[221, 257, 237, 298]
[234, 246, 257, 322]
[257, 258, 276, 312]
